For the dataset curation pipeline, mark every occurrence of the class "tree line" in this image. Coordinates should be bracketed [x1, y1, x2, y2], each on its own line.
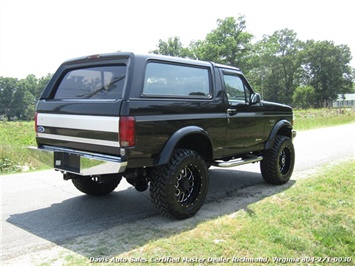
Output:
[0, 74, 53, 121]
[1, 16, 354, 121]
[151, 16, 355, 108]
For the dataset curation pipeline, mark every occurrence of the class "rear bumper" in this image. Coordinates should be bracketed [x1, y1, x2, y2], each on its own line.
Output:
[28, 145, 127, 176]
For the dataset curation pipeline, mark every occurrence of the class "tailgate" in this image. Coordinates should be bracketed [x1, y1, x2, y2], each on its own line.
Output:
[35, 64, 127, 156]
[35, 112, 121, 155]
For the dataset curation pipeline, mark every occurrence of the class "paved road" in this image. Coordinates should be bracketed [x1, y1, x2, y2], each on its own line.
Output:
[1, 124, 354, 261]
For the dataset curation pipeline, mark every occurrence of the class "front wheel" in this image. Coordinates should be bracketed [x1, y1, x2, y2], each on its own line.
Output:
[261, 135, 295, 185]
[150, 149, 209, 219]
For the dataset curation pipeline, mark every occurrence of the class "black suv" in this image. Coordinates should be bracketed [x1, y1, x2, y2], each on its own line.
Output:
[29, 52, 296, 219]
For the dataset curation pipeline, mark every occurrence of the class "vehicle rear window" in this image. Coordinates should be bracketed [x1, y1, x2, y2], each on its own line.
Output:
[54, 65, 126, 99]
[142, 62, 211, 98]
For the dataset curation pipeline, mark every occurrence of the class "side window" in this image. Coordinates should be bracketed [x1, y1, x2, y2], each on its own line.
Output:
[223, 73, 251, 105]
[142, 62, 211, 98]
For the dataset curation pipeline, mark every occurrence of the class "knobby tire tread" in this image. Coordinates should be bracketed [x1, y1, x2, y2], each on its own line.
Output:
[261, 135, 295, 185]
[150, 149, 208, 219]
[72, 176, 121, 196]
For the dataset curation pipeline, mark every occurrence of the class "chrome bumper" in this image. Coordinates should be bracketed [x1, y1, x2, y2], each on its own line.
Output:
[28, 146, 127, 176]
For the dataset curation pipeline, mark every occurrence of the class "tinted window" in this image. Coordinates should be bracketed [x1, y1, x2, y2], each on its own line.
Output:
[223, 73, 251, 104]
[54, 65, 126, 99]
[142, 63, 211, 98]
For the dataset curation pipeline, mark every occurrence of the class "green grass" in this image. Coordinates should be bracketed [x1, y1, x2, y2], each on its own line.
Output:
[116, 160, 355, 264]
[0, 121, 44, 174]
[294, 108, 355, 130]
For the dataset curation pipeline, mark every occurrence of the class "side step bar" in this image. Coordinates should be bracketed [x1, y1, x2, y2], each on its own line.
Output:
[213, 156, 263, 168]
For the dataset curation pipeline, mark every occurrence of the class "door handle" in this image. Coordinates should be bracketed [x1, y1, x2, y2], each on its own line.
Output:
[227, 108, 237, 113]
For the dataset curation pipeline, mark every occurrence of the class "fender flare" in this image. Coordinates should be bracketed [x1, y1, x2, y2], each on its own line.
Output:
[265, 119, 293, 150]
[155, 126, 211, 166]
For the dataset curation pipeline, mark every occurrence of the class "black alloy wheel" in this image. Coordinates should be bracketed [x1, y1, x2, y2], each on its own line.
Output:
[261, 135, 295, 185]
[150, 149, 209, 219]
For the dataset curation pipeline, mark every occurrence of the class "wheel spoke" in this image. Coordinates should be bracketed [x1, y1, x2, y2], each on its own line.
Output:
[279, 150, 285, 171]
[279, 147, 291, 174]
[175, 165, 197, 204]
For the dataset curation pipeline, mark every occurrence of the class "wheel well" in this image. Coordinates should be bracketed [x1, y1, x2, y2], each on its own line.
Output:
[265, 120, 293, 150]
[175, 134, 213, 160]
[277, 126, 292, 138]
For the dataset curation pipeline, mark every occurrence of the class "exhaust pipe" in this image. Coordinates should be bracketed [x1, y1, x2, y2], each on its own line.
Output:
[134, 180, 148, 192]
[125, 173, 148, 192]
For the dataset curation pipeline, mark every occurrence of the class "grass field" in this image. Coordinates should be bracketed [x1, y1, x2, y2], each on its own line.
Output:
[0, 108, 354, 174]
[116, 160, 354, 264]
[0, 121, 43, 174]
[33, 159, 353, 265]
[113, 160, 354, 265]
[294, 107, 355, 130]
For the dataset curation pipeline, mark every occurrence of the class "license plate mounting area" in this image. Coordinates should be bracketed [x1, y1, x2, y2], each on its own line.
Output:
[54, 152, 80, 173]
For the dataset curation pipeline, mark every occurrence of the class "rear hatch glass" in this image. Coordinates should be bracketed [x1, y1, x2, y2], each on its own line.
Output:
[54, 65, 126, 100]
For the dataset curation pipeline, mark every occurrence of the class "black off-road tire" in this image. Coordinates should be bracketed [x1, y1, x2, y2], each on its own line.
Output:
[261, 135, 295, 185]
[150, 149, 209, 219]
[72, 175, 121, 196]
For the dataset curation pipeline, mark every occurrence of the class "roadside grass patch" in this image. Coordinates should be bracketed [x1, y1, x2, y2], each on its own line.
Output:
[0, 121, 45, 174]
[5, 161, 354, 265]
[294, 108, 355, 130]
[117, 160, 355, 262]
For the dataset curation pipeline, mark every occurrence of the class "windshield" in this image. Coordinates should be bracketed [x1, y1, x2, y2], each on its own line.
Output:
[54, 65, 126, 100]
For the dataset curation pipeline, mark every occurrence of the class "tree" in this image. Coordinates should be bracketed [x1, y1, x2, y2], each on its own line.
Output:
[252, 29, 303, 104]
[20, 74, 37, 96]
[0, 77, 19, 120]
[0, 74, 51, 121]
[150, 36, 190, 58]
[151, 16, 254, 71]
[37, 73, 53, 99]
[302, 40, 354, 107]
[190, 16, 254, 70]
[292, 85, 316, 108]
[9, 87, 35, 120]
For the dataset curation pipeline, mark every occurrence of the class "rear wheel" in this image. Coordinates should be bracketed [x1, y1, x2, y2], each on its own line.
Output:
[150, 149, 209, 219]
[71, 174, 122, 196]
[261, 135, 295, 185]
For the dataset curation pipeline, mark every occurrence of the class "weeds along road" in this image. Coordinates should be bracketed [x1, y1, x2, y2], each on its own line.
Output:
[1, 123, 354, 263]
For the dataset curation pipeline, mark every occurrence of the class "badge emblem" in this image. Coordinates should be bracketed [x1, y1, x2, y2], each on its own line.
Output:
[37, 126, 45, 133]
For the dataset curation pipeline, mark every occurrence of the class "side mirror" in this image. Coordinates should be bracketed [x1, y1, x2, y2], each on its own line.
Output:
[250, 93, 261, 104]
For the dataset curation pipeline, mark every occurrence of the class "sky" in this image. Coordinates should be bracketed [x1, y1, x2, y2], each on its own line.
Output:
[0, 0, 354, 79]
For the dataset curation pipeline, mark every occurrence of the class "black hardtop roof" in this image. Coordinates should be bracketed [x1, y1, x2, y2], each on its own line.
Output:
[62, 52, 240, 71]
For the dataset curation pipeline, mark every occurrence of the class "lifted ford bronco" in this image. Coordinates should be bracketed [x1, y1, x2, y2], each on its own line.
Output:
[29, 52, 296, 219]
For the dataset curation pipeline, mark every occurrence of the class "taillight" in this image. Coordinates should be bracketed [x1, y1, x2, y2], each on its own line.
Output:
[119, 116, 136, 147]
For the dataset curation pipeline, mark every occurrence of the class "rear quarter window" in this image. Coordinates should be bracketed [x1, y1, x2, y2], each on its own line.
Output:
[54, 65, 126, 100]
[142, 62, 211, 98]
